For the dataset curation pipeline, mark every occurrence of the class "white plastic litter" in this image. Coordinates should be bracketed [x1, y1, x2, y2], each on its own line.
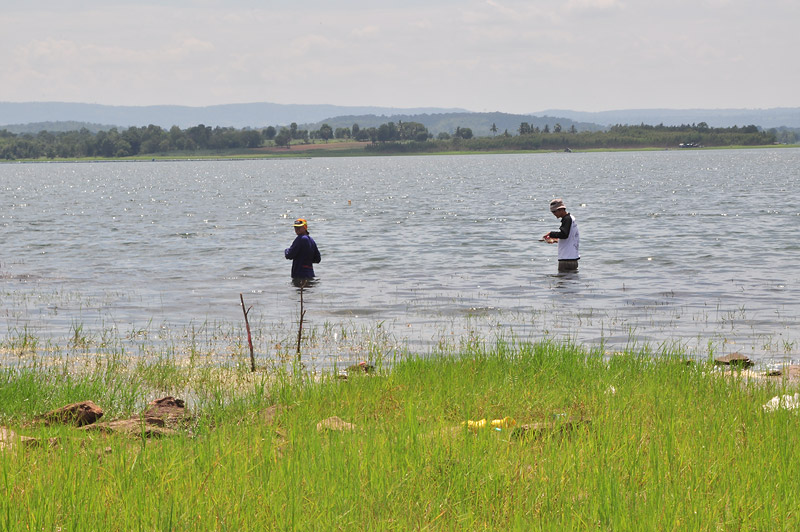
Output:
[762, 393, 800, 412]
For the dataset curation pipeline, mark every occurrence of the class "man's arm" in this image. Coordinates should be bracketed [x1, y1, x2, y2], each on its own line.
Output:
[285, 237, 302, 259]
[547, 215, 572, 239]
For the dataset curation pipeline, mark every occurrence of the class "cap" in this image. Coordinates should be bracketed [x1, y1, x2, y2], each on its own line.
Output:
[292, 218, 308, 228]
[549, 199, 566, 212]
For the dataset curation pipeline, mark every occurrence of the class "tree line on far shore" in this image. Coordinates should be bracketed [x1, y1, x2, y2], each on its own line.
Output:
[0, 120, 781, 160]
[367, 122, 778, 153]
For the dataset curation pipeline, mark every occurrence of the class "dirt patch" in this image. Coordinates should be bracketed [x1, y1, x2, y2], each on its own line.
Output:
[719, 364, 800, 386]
[256, 141, 367, 153]
[316, 416, 356, 432]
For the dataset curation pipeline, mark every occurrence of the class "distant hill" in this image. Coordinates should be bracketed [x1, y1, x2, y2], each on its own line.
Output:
[2, 102, 798, 137]
[535, 108, 800, 128]
[0, 102, 605, 137]
[0, 121, 115, 134]
[304, 112, 604, 136]
[0, 101, 469, 130]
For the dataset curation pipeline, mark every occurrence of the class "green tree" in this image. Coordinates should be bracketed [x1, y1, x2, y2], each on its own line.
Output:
[319, 123, 334, 143]
[456, 127, 473, 139]
[168, 126, 184, 150]
[377, 122, 398, 142]
[140, 125, 167, 153]
[122, 127, 142, 154]
[355, 128, 370, 141]
[399, 121, 429, 142]
[242, 130, 262, 148]
[366, 127, 379, 144]
[187, 125, 211, 149]
[274, 128, 292, 148]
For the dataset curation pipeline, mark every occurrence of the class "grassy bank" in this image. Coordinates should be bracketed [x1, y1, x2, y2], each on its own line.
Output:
[2, 339, 799, 530]
[4, 141, 798, 164]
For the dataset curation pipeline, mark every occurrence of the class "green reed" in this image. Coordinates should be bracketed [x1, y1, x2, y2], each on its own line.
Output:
[1, 334, 799, 530]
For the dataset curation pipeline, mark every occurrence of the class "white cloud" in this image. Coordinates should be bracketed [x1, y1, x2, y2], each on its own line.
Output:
[564, 0, 624, 15]
[350, 25, 381, 38]
[0, 0, 797, 111]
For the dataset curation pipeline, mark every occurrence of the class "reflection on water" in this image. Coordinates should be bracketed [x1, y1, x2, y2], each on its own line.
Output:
[1, 149, 799, 369]
[291, 278, 318, 290]
[551, 271, 581, 291]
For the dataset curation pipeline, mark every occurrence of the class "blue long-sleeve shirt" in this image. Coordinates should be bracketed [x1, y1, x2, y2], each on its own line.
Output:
[284, 234, 321, 278]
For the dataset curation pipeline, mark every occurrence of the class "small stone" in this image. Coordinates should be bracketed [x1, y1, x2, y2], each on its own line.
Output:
[714, 352, 753, 368]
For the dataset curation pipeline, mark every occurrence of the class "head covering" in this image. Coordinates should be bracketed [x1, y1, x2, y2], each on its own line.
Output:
[549, 199, 566, 212]
[292, 218, 308, 228]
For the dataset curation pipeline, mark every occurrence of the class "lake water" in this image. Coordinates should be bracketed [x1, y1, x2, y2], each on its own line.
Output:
[2, 148, 799, 369]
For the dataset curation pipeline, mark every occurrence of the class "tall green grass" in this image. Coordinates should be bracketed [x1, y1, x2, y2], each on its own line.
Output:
[1, 337, 798, 530]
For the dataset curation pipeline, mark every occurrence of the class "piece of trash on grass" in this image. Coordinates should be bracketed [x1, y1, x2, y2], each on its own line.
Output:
[462, 417, 516, 432]
[763, 393, 800, 412]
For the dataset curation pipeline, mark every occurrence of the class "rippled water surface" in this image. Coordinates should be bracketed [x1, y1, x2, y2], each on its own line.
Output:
[2, 149, 799, 367]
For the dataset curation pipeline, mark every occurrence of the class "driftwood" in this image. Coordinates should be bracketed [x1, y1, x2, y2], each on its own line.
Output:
[81, 396, 192, 438]
[38, 400, 104, 427]
[296, 280, 307, 362]
[240, 293, 256, 372]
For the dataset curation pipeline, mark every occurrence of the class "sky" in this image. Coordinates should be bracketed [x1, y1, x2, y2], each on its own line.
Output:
[1, 0, 798, 114]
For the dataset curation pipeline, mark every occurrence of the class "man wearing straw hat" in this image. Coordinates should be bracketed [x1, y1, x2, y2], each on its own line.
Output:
[542, 198, 580, 272]
[285, 218, 321, 283]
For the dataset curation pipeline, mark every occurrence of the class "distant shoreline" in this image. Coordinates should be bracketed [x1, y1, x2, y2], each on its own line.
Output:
[3, 142, 797, 164]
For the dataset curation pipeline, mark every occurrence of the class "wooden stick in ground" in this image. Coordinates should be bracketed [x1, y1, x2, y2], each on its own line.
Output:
[240, 293, 255, 372]
[296, 280, 307, 362]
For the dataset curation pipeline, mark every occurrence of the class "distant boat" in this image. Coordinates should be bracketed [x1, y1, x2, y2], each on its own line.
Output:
[679, 142, 703, 148]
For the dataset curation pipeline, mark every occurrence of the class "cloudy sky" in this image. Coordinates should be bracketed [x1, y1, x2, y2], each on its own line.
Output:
[2, 0, 797, 113]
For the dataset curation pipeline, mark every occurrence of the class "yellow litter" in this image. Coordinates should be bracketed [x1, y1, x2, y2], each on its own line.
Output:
[462, 417, 516, 432]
